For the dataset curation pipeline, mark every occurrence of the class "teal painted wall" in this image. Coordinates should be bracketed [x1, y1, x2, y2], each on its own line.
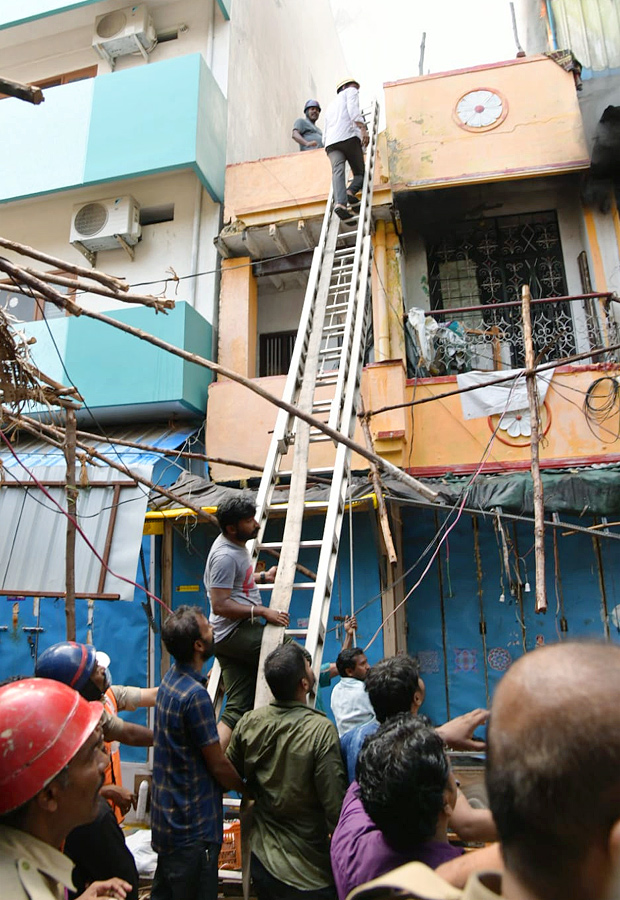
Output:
[22, 302, 213, 417]
[0, 54, 226, 203]
[0, 0, 102, 29]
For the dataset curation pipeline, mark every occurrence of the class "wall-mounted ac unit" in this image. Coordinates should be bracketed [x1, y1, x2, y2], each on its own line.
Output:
[70, 196, 141, 253]
[93, 5, 157, 63]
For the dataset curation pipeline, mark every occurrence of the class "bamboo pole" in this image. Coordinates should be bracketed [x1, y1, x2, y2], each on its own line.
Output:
[64, 409, 77, 639]
[0, 260, 439, 503]
[521, 285, 547, 614]
[21, 266, 174, 312]
[0, 237, 129, 291]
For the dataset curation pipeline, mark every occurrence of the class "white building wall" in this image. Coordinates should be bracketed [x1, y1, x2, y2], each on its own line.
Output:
[0, 0, 220, 85]
[0, 170, 220, 322]
[226, 0, 347, 164]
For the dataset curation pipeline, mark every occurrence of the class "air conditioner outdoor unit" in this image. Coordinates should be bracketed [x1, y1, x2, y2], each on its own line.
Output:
[70, 196, 141, 253]
[93, 5, 157, 62]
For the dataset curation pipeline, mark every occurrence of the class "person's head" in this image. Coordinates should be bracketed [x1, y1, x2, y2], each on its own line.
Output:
[161, 605, 214, 666]
[304, 99, 321, 121]
[358, 714, 456, 853]
[35, 640, 108, 702]
[336, 77, 360, 94]
[215, 494, 259, 543]
[265, 643, 314, 702]
[364, 655, 425, 722]
[0, 678, 107, 842]
[486, 641, 620, 900]
[336, 647, 370, 680]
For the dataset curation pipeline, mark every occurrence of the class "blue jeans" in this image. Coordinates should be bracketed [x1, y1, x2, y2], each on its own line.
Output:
[151, 841, 221, 900]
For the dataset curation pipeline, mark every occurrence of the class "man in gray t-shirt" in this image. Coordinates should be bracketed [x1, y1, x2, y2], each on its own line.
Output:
[292, 99, 323, 150]
[204, 494, 289, 750]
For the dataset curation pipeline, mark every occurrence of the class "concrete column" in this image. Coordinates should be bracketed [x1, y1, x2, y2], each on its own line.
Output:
[218, 256, 257, 378]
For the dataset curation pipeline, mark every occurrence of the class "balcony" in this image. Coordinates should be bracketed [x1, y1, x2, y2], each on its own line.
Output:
[384, 55, 589, 192]
[408, 293, 620, 376]
[0, 53, 227, 204]
[21, 301, 213, 423]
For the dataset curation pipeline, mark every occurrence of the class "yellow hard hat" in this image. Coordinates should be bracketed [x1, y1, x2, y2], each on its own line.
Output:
[336, 77, 360, 93]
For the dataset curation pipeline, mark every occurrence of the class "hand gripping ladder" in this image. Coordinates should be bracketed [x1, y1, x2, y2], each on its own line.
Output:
[246, 100, 381, 706]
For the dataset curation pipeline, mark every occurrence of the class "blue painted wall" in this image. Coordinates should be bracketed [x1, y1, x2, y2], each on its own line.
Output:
[0, 535, 152, 763]
[0, 54, 227, 202]
[403, 507, 620, 727]
[22, 302, 213, 419]
[153, 509, 386, 722]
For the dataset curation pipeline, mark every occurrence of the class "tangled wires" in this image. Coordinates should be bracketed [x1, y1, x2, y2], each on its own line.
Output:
[583, 376, 620, 441]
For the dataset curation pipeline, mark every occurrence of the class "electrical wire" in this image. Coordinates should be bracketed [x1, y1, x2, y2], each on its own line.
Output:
[583, 376, 620, 442]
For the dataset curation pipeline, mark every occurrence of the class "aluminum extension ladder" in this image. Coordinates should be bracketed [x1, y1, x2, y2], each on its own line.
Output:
[251, 100, 381, 705]
[208, 100, 380, 712]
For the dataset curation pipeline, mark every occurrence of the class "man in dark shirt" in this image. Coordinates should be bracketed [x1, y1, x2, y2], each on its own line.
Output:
[227, 643, 346, 900]
[292, 99, 323, 150]
[151, 605, 243, 900]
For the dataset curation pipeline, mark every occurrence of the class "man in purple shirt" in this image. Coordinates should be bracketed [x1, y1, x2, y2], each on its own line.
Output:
[331, 716, 463, 899]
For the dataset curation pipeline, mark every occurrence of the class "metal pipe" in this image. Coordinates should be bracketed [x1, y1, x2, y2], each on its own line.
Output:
[374, 220, 390, 360]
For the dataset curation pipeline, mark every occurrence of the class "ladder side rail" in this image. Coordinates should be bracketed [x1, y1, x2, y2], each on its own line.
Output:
[326, 101, 379, 434]
[253, 217, 344, 707]
[304, 237, 373, 675]
[249, 188, 336, 557]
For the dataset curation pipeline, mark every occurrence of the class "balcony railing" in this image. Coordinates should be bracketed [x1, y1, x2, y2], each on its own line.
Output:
[406, 293, 620, 376]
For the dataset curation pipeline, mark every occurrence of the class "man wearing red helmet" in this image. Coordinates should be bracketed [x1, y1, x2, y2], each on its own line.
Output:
[35, 641, 154, 898]
[0, 677, 132, 900]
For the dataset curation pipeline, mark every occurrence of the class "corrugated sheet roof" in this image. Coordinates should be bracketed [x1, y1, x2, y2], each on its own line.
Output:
[1, 423, 199, 469]
[551, 0, 620, 71]
[0, 424, 199, 602]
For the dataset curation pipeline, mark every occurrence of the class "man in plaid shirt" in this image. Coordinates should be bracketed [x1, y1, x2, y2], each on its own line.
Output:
[151, 605, 243, 900]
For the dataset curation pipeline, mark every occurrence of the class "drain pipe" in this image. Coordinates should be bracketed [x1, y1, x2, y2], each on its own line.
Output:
[189, 176, 203, 308]
[374, 219, 391, 360]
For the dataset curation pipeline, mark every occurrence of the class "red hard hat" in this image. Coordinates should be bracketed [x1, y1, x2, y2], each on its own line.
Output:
[0, 678, 103, 814]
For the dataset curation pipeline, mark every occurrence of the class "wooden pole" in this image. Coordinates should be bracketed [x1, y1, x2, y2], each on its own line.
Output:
[21, 266, 174, 312]
[160, 521, 173, 678]
[0, 78, 43, 104]
[64, 409, 77, 639]
[359, 402, 397, 564]
[0, 259, 439, 503]
[0, 236, 129, 291]
[521, 285, 547, 614]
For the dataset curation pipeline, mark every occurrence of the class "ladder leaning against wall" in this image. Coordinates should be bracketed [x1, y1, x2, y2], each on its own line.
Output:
[208, 99, 381, 713]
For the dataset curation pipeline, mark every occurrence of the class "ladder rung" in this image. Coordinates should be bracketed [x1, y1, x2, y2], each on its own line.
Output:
[277, 468, 335, 478]
[309, 434, 332, 443]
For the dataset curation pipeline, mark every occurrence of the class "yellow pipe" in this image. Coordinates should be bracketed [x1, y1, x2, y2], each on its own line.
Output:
[373, 219, 391, 360]
[582, 206, 608, 292]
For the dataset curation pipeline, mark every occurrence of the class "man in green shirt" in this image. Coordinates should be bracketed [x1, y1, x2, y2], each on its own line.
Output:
[227, 643, 346, 900]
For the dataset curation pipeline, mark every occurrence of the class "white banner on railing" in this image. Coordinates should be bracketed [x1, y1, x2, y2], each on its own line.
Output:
[456, 367, 555, 420]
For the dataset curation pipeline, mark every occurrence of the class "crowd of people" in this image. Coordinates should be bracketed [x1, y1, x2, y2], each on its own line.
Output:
[2, 492, 620, 900]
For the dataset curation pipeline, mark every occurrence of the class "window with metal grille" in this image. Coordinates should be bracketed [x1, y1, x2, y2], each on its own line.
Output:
[259, 331, 297, 377]
[426, 210, 568, 310]
[425, 210, 574, 366]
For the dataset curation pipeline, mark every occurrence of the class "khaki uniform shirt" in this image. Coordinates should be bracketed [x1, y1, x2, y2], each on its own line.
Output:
[348, 862, 504, 900]
[0, 825, 75, 900]
[227, 700, 347, 891]
[100, 684, 142, 741]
